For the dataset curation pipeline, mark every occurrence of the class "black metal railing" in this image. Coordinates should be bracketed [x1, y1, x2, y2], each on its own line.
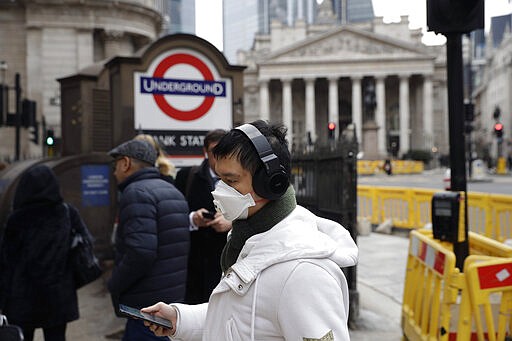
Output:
[291, 132, 359, 324]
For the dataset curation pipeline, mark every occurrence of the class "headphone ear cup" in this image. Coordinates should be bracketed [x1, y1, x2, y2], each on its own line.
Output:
[268, 169, 289, 199]
[252, 166, 289, 200]
[252, 167, 270, 199]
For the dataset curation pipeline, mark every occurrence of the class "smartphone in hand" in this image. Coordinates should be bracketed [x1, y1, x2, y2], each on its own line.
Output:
[119, 304, 172, 329]
[202, 211, 216, 220]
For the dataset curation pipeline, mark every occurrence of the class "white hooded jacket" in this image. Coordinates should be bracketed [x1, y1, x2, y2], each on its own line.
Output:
[171, 205, 358, 341]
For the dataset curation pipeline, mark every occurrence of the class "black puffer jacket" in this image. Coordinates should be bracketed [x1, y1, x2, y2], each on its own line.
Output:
[108, 167, 190, 313]
[0, 165, 79, 328]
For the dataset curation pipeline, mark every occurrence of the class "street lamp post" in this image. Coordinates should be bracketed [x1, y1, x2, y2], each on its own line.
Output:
[0, 61, 7, 127]
[15, 73, 21, 161]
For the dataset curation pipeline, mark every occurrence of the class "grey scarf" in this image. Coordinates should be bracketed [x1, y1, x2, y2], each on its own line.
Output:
[220, 186, 297, 273]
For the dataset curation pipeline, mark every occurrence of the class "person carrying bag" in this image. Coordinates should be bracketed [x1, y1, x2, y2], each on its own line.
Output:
[64, 203, 102, 289]
[0, 314, 24, 341]
[0, 164, 91, 341]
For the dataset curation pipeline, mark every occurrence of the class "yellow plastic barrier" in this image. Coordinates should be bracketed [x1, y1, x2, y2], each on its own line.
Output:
[357, 185, 512, 242]
[402, 230, 461, 340]
[403, 230, 512, 341]
[411, 188, 437, 229]
[378, 187, 414, 228]
[356, 160, 424, 175]
[356, 186, 379, 225]
[467, 193, 490, 237]
[488, 194, 512, 242]
[464, 255, 512, 341]
[357, 160, 377, 175]
[469, 232, 512, 258]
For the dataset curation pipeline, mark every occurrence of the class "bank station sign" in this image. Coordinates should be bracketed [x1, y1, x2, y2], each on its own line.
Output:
[134, 48, 232, 166]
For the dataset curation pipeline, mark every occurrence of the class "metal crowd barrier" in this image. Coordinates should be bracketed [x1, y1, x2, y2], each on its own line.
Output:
[402, 229, 512, 341]
[357, 185, 512, 242]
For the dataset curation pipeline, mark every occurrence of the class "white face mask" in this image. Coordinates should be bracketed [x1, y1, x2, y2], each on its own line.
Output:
[211, 180, 256, 221]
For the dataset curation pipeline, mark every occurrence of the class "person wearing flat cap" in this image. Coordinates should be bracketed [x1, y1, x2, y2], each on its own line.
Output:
[107, 139, 190, 341]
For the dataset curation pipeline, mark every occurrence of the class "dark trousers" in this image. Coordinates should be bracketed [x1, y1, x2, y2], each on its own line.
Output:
[185, 229, 225, 304]
[22, 323, 66, 341]
[122, 318, 168, 341]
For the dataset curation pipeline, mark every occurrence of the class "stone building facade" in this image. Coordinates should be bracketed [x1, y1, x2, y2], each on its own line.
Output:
[473, 32, 512, 163]
[239, 14, 449, 159]
[0, 0, 164, 161]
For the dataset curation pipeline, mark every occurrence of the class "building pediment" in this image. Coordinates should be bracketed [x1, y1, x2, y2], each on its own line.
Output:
[262, 26, 433, 64]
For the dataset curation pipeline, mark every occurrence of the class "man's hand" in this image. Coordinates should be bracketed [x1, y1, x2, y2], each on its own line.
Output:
[192, 208, 214, 228]
[193, 209, 232, 232]
[206, 214, 232, 233]
[141, 302, 177, 337]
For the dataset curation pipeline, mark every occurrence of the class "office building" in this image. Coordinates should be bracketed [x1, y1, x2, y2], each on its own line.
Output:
[162, 0, 196, 36]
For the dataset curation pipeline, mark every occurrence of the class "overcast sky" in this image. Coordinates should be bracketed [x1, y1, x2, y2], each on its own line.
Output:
[196, 0, 512, 50]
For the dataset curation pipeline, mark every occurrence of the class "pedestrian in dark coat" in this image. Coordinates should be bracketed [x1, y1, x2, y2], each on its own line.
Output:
[107, 139, 190, 341]
[0, 164, 82, 341]
[175, 129, 232, 304]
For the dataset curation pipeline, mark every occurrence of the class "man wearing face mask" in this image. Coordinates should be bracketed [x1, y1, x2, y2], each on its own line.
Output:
[141, 120, 359, 341]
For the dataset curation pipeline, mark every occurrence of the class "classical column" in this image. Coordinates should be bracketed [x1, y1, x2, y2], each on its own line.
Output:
[399, 74, 410, 155]
[422, 75, 434, 149]
[375, 76, 386, 155]
[259, 80, 270, 121]
[263, 0, 270, 33]
[305, 78, 316, 143]
[351, 76, 363, 144]
[287, 0, 294, 26]
[307, 0, 315, 24]
[297, 0, 304, 20]
[328, 77, 339, 139]
[282, 78, 293, 143]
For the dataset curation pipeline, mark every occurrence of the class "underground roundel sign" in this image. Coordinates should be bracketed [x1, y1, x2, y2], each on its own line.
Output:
[134, 48, 231, 130]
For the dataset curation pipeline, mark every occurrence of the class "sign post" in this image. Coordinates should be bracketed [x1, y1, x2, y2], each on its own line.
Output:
[427, 0, 484, 270]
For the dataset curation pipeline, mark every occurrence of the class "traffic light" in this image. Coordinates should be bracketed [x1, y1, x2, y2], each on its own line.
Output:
[29, 122, 39, 144]
[21, 99, 36, 128]
[494, 122, 504, 139]
[328, 122, 336, 140]
[493, 106, 501, 120]
[45, 129, 55, 146]
[427, 0, 484, 34]
[464, 103, 474, 122]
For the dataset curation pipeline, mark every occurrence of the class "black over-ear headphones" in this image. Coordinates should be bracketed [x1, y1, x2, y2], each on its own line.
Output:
[235, 123, 289, 200]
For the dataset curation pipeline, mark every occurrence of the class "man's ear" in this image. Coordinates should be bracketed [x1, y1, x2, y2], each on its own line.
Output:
[119, 156, 131, 172]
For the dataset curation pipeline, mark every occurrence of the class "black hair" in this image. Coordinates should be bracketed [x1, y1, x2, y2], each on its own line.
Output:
[212, 120, 291, 179]
[204, 129, 227, 149]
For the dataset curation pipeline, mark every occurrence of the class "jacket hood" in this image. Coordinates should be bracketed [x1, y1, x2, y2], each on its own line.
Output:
[231, 205, 358, 285]
[12, 164, 63, 210]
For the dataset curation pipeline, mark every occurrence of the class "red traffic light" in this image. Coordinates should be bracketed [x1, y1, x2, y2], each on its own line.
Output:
[328, 122, 336, 131]
[494, 122, 504, 138]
